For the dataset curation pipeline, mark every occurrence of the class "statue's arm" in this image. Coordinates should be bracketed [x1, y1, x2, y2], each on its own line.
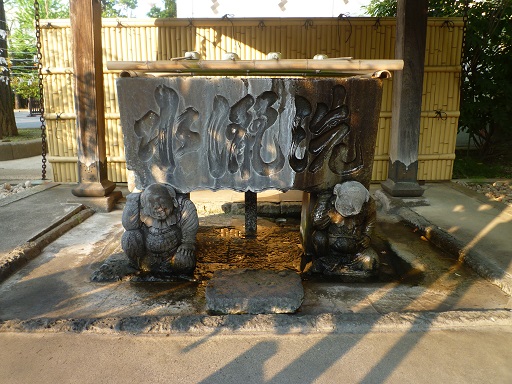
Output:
[364, 198, 376, 238]
[173, 198, 199, 273]
[357, 198, 376, 249]
[179, 198, 199, 245]
[312, 192, 333, 230]
[122, 192, 142, 230]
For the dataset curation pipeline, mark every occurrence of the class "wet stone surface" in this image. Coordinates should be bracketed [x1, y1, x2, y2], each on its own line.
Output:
[195, 219, 304, 280]
[92, 217, 403, 284]
[91, 218, 305, 282]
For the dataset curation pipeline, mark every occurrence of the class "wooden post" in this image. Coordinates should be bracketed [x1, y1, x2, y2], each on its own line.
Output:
[70, 0, 116, 200]
[381, 0, 427, 197]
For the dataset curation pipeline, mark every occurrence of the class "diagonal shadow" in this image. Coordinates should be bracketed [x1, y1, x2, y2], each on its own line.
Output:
[198, 340, 278, 384]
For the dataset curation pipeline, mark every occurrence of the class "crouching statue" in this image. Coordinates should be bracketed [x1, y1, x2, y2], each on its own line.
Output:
[311, 181, 379, 277]
[121, 183, 199, 275]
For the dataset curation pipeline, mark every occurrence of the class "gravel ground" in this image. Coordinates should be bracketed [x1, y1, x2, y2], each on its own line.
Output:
[0, 181, 35, 199]
[454, 180, 512, 206]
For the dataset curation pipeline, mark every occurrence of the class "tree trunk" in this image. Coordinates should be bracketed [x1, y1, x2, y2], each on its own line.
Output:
[0, 0, 18, 140]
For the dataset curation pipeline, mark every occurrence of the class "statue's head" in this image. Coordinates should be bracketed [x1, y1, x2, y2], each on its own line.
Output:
[141, 183, 178, 220]
[333, 181, 369, 217]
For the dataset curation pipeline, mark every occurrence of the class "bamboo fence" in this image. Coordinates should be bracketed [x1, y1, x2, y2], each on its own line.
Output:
[39, 17, 463, 182]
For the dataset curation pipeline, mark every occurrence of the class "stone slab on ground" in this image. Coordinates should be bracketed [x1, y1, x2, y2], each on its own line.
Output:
[205, 269, 304, 315]
[0, 184, 83, 255]
[374, 188, 430, 213]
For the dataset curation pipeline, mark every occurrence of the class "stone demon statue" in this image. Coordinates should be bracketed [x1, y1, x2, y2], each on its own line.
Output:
[311, 181, 379, 276]
[121, 183, 199, 275]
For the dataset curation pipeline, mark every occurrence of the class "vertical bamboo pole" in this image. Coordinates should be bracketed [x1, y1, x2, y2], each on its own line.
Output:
[454, 25, 462, 65]
[187, 24, 194, 53]
[107, 26, 114, 61]
[322, 24, 328, 55]
[161, 27, 167, 59]
[180, 24, 186, 55]
[286, 26, 292, 58]
[374, 24, 380, 59]
[437, 27, 450, 65]
[133, 27, 139, 60]
[253, 26, 260, 59]
[449, 71, 456, 111]
[335, 22, 341, 57]
[168, 27, 175, 57]
[130, 27, 136, 60]
[61, 29, 68, 68]
[305, 24, 311, 58]
[435, 24, 441, 66]
[300, 24, 306, 58]
[122, 26, 129, 60]
[105, 26, 112, 63]
[179, 26, 186, 56]
[208, 27, 214, 59]
[139, 26, 146, 60]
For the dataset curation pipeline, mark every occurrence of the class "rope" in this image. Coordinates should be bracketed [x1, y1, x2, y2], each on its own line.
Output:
[337, 13, 352, 48]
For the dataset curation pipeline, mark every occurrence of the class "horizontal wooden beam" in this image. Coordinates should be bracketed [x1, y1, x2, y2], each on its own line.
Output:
[106, 59, 403, 75]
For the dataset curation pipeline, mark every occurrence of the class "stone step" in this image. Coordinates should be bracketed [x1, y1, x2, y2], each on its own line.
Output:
[205, 269, 304, 315]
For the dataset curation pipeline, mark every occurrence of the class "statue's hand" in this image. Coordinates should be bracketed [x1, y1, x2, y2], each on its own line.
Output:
[172, 242, 196, 272]
[328, 210, 343, 225]
[358, 235, 371, 249]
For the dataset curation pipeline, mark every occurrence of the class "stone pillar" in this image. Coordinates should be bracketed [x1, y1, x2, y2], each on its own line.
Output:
[70, 0, 117, 206]
[381, 0, 428, 197]
[245, 191, 257, 238]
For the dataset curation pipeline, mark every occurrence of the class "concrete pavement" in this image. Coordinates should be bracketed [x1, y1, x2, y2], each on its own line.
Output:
[1, 328, 511, 383]
[406, 183, 512, 294]
[14, 110, 41, 129]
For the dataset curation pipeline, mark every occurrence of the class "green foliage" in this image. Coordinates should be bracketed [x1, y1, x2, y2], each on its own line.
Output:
[365, 0, 512, 158]
[6, 0, 69, 100]
[147, 0, 176, 18]
[460, 1, 512, 156]
[1, 128, 41, 142]
[101, 0, 138, 17]
[453, 150, 512, 179]
[363, 0, 396, 16]
[364, 0, 468, 17]
[10, 72, 38, 99]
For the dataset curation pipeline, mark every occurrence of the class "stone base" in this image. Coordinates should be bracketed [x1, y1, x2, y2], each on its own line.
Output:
[91, 252, 196, 282]
[374, 188, 430, 213]
[381, 179, 425, 197]
[205, 269, 304, 315]
[91, 252, 137, 282]
[68, 190, 123, 213]
[72, 179, 116, 197]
